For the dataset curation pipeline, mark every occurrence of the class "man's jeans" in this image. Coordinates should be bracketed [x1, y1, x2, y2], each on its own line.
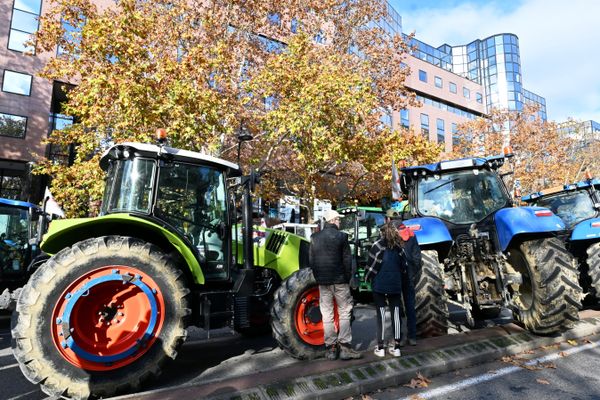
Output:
[319, 284, 353, 346]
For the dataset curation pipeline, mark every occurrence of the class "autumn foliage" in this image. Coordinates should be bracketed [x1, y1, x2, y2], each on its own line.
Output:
[450, 106, 599, 195]
[34, 0, 440, 217]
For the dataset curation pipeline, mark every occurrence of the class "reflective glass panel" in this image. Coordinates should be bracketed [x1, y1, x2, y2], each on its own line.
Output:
[2, 71, 32, 95]
[11, 9, 38, 33]
[14, 0, 41, 14]
[8, 29, 33, 52]
[0, 113, 27, 138]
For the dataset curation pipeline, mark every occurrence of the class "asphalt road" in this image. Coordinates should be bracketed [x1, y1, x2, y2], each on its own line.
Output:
[367, 336, 600, 400]
[0, 303, 510, 400]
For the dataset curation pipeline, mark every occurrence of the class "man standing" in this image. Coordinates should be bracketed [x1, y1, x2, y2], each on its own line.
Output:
[310, 210, 362, 360]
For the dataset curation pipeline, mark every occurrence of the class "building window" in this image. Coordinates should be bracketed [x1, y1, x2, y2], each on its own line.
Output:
[2, 70, 32, 95]
[8, 0, 42, 53]
[476, 92, 483, 103]
[420, 113, 429, 137]
[449, 82, 457, 94]
[0, 113, 27, 138]
[0, 169, 24, 199]
[400, 109, 409, 128]
[267, 12, 281, 26]
[418, 70, 427, 83]
[434, 76, 443, 88]
[436, 118, 445, 144]
[290, 17, 299, 33]
[463, 87, 471, 99]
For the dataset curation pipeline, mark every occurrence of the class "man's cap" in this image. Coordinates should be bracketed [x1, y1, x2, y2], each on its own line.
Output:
[323, 209, 341, 222]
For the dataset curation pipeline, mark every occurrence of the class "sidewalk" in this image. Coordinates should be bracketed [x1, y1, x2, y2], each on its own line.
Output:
[114, 310, 600, 400]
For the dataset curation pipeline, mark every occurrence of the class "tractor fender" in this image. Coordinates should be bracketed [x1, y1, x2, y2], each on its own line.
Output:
[495, 207, 565, 251]
[402, 217, 452, 246]
[40, 214, 205, 284]
[571, 217, 600, 241]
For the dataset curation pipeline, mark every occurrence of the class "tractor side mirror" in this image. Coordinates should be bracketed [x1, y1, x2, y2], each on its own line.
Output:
[400, 174, 408, 195]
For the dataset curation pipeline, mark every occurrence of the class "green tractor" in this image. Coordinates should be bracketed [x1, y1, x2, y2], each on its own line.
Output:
[12, 140, 322, 399]
[337, 206, 386, 296]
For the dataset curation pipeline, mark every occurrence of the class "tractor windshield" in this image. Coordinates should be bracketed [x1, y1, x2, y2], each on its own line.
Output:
[339, 211, 384, 241]
[416, 169, 509, 225]
[533, 191, 596, 228]
[0, 205, 29, 272]
[102, 158, 156, 214]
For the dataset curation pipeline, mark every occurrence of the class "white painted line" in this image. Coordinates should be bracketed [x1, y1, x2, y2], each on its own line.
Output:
[5, 389, 41, 400]
[0, 362, 18, 371]
[400, 339, 600, 400]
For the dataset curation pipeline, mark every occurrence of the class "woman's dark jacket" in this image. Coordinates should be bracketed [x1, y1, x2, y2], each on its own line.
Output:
[365, 235, 421, 292]
[309, 223, 352, 285]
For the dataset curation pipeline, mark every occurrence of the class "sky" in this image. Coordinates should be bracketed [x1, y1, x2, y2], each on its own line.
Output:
[387, 0, 600, 123]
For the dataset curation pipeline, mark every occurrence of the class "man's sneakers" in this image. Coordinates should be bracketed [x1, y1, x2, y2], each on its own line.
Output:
[374, 346, 385, 357]
[325, 344, 339, 360]
[339, 343, 362, 360]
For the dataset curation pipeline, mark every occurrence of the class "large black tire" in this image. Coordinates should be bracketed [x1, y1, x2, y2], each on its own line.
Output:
[271, 268, 324, 360]
[508, 238, 581, 335]
[415, 250, 449, 337]
[585, 242, 600, 302]
[11, 236, 191, 399]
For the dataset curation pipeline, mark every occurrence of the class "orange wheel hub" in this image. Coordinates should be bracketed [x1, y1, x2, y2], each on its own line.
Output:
[51, 266, 165, 371]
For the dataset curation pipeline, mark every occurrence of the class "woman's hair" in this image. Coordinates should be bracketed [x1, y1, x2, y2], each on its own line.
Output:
[380, 222, 402, 249]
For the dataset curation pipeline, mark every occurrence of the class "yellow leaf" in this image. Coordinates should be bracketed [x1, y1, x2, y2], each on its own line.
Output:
[567, 339, 578, 346]
[536, 378, 550, 385]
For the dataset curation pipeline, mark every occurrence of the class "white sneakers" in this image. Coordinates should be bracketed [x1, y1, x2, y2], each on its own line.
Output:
[374, 345, 401, 357]
[388, 346, 401, 357]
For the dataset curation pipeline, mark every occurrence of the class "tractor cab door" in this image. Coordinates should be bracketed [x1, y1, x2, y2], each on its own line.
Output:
[154, 162, 231, 281]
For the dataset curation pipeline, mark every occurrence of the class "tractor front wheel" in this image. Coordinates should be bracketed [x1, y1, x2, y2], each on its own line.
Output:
[585, 242, 600, 304]
[508, 238, 581, 335]
[11, 236, 190, 399]
[415, 250, 449, 337]
[271, 268, 332, 360]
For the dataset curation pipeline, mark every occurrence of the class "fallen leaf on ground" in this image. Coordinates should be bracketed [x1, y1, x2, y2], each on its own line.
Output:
[523, 350, 535, 354]
[567, 339, 578, 346]
[501, 356, 513, 363]
[558, 351, 568, 357]
[487, 370, 497, 375]
[361, 395, 374, 400]
[583, 339, 592, 344]
[536, 378, 550, 385]
[403, 373, 431, 389]
[539, 361, 557, 369]
[409, 395, 426, 400]
[522, 364, 542, 371]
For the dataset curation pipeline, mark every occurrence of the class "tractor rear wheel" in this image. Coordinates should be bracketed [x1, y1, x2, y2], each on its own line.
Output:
[508, 238, 581, 335]
[271, 268, 330, 360]
[12, 236, 190, 399]
[586, 242, 600, 303]
[415, 250, 449, 337]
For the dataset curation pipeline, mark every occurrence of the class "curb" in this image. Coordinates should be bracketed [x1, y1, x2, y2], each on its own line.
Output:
[206, 316, 600, 400]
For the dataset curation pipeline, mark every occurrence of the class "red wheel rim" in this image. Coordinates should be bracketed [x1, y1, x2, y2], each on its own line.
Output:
[294, 286, 339, 346]
[51, 266, 165, 371]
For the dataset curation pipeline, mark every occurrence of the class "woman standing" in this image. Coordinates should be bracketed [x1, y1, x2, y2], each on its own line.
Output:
[365, 222, 420, 356]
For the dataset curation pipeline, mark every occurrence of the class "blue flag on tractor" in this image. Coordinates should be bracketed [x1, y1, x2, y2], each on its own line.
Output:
[392, 159, 401, 200]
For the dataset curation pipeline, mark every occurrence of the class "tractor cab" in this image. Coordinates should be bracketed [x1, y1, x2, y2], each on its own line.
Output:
[99, 142, 242, 281]
[0, 198, 45, 291]
[401, 156, 512, 242]
[522, 179, 600, 229]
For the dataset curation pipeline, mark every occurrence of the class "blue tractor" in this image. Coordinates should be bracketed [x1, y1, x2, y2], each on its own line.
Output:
[399, 154, 582, 336]
[0, 198, 50, 309]
[522, 178, 600, 307]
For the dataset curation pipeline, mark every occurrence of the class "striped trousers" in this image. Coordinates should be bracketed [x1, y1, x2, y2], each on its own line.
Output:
[373, 292, 403, 347]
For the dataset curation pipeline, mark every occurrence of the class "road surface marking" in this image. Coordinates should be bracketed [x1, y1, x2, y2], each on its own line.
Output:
[400, 339, 600, 400]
